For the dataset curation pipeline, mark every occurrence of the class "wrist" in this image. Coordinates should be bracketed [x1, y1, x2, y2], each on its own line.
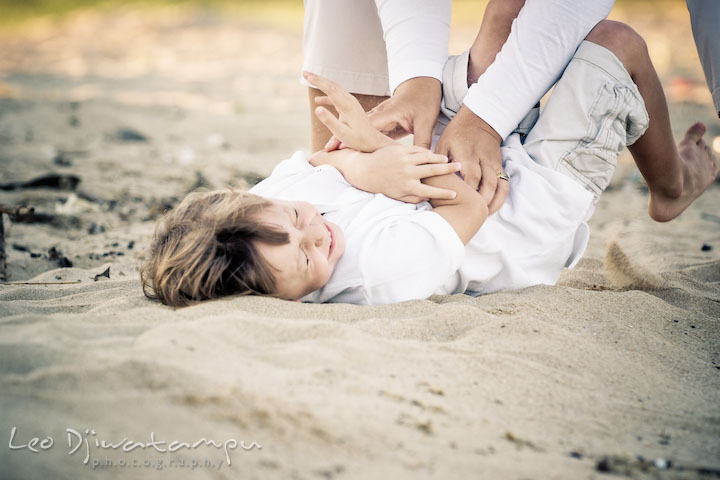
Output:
[370, 130, 397, 151]
[310, 148, 359, 176]
[457, 105, 501, 144]
[393, 76, 441, 98]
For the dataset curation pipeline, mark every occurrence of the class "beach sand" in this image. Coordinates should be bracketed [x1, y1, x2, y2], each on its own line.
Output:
[1, 3, 719, 478]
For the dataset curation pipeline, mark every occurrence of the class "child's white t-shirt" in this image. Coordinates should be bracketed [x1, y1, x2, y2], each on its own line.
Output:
[250, 136, 594, 304]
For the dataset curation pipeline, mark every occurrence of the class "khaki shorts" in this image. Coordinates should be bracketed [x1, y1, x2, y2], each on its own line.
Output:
[440, 41, 649, 200]
[302, 0, 391, 96]
[524, 41, 649, 199]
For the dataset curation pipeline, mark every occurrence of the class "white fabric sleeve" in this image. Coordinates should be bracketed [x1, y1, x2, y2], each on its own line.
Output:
[374, 0, 451, 94]
[464, 0, 615, 140]
[360, 211, 465, 304]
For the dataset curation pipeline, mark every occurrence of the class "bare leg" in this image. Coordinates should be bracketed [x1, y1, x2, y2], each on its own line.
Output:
[308, 87, 387, 152]
[586, 21, 719, 222]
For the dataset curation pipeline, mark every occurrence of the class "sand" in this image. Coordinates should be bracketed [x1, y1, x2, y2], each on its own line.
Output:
[1, 3, 719, 479]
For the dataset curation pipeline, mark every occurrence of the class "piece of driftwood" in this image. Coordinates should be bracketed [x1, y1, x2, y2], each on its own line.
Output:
[0, 173, 80, 191]
[0, 205, 35, 282]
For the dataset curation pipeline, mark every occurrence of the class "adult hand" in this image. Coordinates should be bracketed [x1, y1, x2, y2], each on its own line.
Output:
[304, 71, 394, 153]
[435, 105, 508, 213]
[366, 76, 442, 150]
[310, 145, 460, 204]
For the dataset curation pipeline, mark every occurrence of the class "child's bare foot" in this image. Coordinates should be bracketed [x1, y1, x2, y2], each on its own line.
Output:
[648, 122, 719, 222]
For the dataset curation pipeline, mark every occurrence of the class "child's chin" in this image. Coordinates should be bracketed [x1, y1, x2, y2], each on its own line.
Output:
[328, 252, 344, 269]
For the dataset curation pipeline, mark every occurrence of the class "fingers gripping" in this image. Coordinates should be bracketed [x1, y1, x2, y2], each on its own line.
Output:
[418, 162, 461, 178]
[487, 175, 509, 214]
[463, 162, 482, 190]
[477, 165, 497, 204]
[409, 150, 448, 164]
[412, 117, 434, 150]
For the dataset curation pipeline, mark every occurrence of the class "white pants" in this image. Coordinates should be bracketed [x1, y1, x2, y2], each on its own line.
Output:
[687, 0, 720, 117]
[302, 0, 390, 96]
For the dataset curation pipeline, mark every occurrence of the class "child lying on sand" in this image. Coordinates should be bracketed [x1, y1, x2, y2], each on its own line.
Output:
[141, 20, 718, 307]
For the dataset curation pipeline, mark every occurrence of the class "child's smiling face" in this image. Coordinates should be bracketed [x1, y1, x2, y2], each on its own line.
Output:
[254, 200, 345, 300]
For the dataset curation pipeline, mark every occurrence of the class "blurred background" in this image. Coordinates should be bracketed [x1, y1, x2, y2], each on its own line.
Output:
[0, 0, 717, 281]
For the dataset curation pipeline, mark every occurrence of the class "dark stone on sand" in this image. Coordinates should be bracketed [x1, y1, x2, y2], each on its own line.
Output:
[569, 451, 583, 459]
[0, 173, 80, 191]
[595, 455, 654, 475]
[11, 244, 28, 252]
[53, 152, 73, 167]
[48, 246, 73, 268]
[596, 457, 611, 472]
[127, 240, 135, 249]
[701, 243, 712, 251]
[113, 128, 148, 142]
[57, 257, 73, 268]
[93, 266, 110, 281]
[88, 223, 106, 235]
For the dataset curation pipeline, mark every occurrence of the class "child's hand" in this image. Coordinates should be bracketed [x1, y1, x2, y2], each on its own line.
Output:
[311, 144, 460, 204]
[304, 71, 395, 153]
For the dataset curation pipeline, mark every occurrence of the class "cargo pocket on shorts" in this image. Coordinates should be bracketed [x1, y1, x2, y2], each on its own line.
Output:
[559, 82, 649, 198]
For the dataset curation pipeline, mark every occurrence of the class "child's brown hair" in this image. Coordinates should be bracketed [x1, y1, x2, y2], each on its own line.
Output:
[141, 189, 289, 307]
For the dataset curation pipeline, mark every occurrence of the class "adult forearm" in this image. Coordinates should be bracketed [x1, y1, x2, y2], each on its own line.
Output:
[467, 0, 525, 85]
[465, 0, 615, 140]
[374, 0, 451, 93]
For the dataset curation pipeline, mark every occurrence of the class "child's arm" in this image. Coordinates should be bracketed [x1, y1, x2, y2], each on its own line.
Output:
[322, 141, 490, 244]
[312, 142, 488, 244]
[305, 71, 459, 203]
[304, 71, 395, 154]
[309, 145, 460, 203]
[306, 71, 488, 242]
[423, 171, 489, 245]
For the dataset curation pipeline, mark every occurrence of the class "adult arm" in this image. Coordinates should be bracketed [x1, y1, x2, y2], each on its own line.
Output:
[373, 0, 450, 95]
[466, 0, 615, 140]
[345, 0, 450, 150]
[438, 0, 615, 212]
